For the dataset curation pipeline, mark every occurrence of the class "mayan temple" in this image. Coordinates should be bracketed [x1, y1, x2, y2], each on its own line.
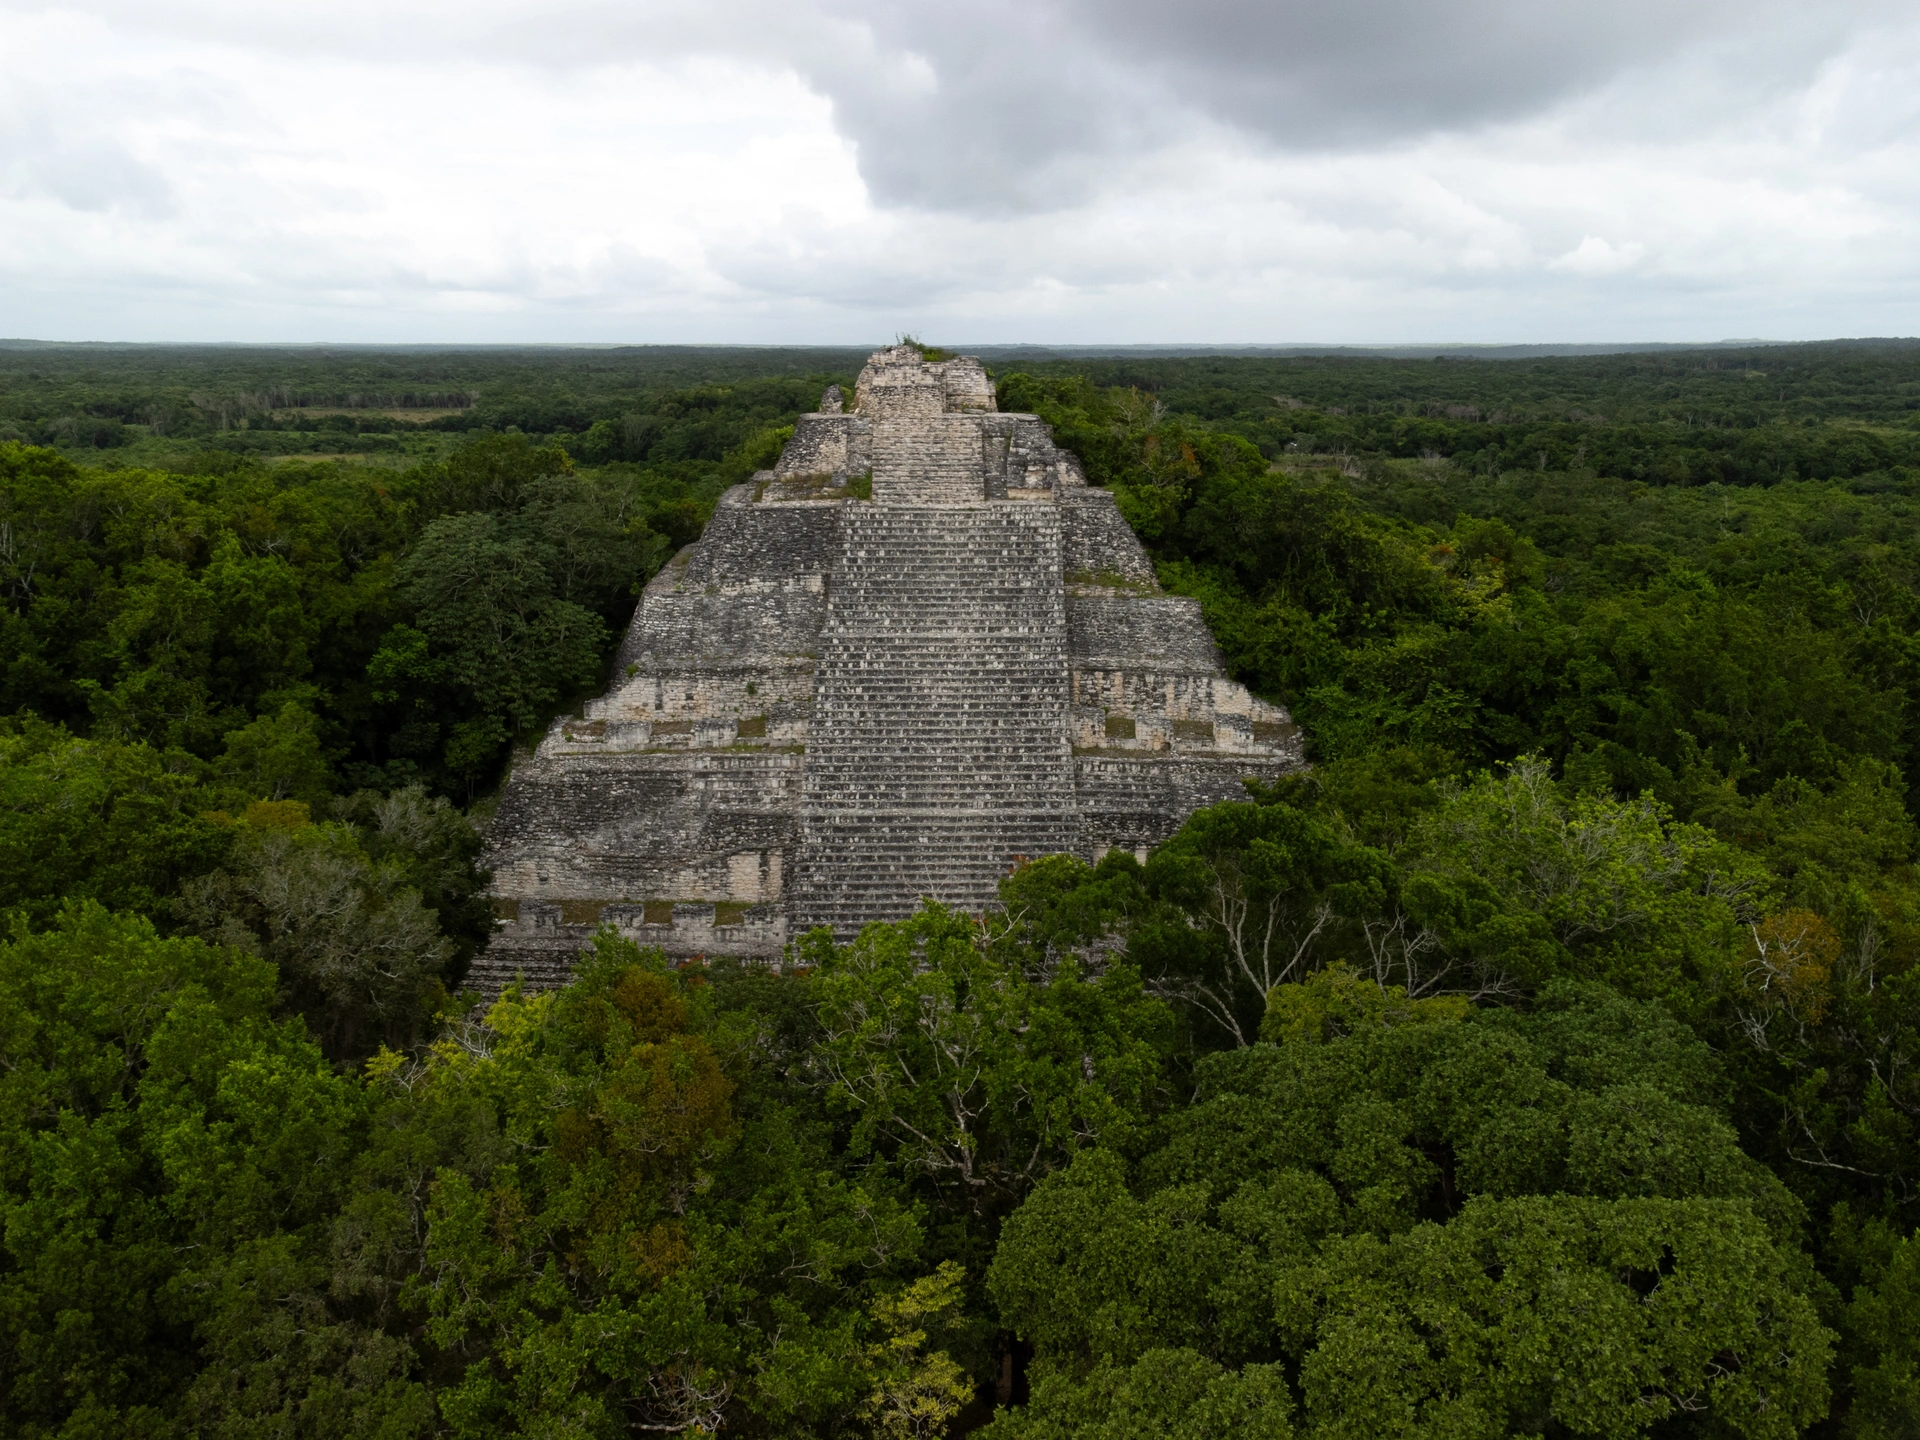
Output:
[472, 346, 1304, 989]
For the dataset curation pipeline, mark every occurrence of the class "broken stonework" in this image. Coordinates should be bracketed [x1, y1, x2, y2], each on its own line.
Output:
[471, 346, 1304, 990]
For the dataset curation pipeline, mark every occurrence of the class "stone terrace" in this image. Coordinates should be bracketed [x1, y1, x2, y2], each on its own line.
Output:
[472, 346, 1303, 990]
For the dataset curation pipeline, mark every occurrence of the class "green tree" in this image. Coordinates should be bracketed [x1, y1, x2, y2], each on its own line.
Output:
[331, 783, 493, 968]
[1288, 1196, 1829, 1440]
[986, 1346, 1293, 1440]
[214, 700, 334, 805]
[861, 1262, 976, 1439]
[372, 511, 606, 783]
[987, 982, 1832, 1440]
[0, 904, 388, 1437]
[0, 716, 230, 924]
[1399, 756, 1770, 1005]
[348, 932, 939, 1437]
[176, 801, 457, 1063]
[1138, 794, 1390, 1044]
[1833, 1217, 1920, 1438]
[802, 904, 1174, 1217]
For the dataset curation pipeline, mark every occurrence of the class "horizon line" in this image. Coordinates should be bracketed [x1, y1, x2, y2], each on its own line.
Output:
[10, 336, 1914, 352]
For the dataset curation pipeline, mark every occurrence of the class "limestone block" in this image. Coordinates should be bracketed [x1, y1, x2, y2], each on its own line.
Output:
[1074, 751, 1296, 857]
[854, 346, 996, 418]
[1063, 489, 1159, 586]
[1066, 595, 1225, 669]
[682, 489, 844, 583]
[616, 588, 826, 665]
[591, 660, 816, 725]
[937, 359, 996, 412]
[776, 414, 869, 480]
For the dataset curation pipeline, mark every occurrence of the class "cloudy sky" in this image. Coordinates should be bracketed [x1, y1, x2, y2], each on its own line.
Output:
[3, 0, 1918, 343]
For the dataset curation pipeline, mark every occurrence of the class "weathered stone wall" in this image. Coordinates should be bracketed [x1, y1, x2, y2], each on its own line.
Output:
[1061, 489, 1158, 584]
[470, 346, 1304, 992]
[775, 413, 871, 482]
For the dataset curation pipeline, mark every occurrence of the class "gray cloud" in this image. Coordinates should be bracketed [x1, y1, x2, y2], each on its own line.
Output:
[3, 140, 173, 216]
[39, 0, 1906, 215]
[1062, 0, 1795, 139]
[784, 0, 1903, 211]
[0, 95, 175, 218]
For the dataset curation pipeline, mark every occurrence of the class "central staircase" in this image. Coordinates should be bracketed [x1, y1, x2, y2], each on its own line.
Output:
[792, 503, 1080, 938]
[872, 416, 990, 504]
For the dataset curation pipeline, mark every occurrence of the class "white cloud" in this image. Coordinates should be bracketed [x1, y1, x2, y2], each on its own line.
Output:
[1, 0, 1917, 341]
[1548, 237, 1646, 277]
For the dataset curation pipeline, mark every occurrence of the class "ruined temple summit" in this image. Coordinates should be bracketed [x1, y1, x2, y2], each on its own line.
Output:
[472, 346, 1304, 989]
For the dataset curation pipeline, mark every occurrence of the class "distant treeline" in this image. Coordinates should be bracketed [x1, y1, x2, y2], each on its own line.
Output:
[0, 345, 868, 452]
[8, 341, 1917, 498]
[1007, 343, 1920, 493]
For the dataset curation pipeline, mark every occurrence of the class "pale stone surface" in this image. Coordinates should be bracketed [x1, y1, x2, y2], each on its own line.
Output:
[472, 347, 1303, 991]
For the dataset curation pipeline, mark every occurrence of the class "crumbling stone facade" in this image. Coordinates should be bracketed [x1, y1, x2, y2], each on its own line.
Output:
[472, 346, 1304, 990]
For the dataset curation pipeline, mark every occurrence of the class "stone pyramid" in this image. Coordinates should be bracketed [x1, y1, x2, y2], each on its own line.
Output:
[472, 346, 1303, 989]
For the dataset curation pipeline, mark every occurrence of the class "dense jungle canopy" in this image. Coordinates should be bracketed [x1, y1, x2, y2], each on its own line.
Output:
[3, 337, 1920, 1438]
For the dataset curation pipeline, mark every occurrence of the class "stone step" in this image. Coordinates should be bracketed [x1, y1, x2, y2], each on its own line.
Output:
[794, 501, 1078, 939]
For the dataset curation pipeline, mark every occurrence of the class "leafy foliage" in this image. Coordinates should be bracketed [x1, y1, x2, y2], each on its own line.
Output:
[0, 392, 804, 800]
[0, 905, 378, 1437]
[802, 904, 1174, 1216]
[7, 341, 1920, 1435]
[176, 797, 467, 1062]
[986, 991, 1830, 1440]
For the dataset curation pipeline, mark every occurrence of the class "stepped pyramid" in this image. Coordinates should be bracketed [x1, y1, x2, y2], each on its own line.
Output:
[472, 347, 1304, 989]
